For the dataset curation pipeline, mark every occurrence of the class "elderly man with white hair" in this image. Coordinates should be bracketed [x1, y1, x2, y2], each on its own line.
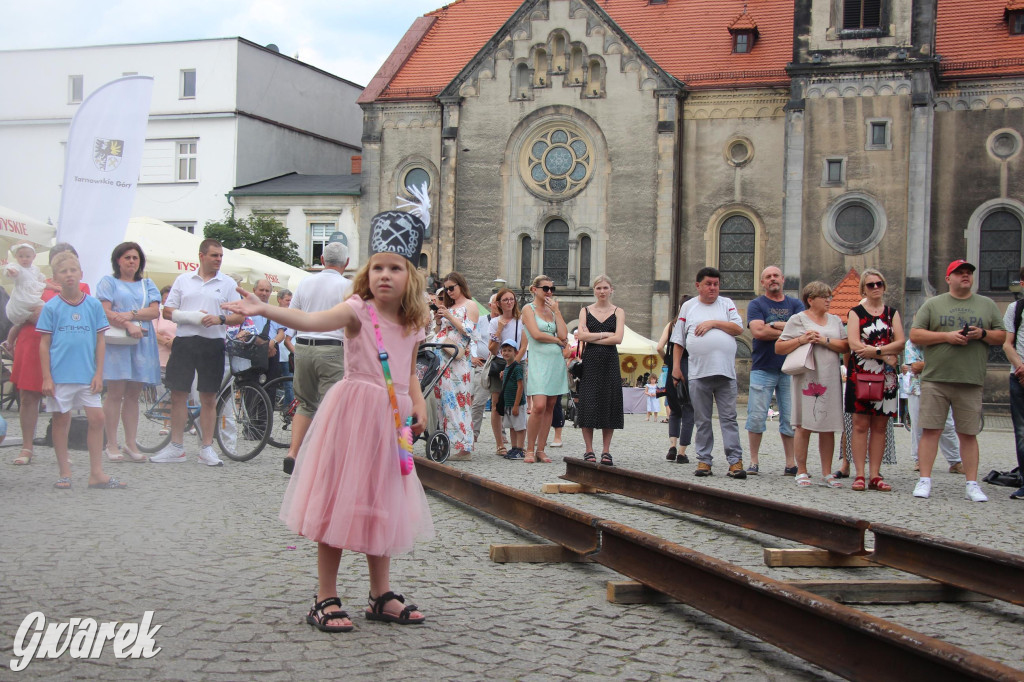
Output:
[282, 241, 351, 475]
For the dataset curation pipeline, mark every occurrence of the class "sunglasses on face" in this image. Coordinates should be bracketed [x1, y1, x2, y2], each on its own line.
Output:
[539, 285, 556, 293]
[445, 285, 457, 292]
[865, 281, 885, 289]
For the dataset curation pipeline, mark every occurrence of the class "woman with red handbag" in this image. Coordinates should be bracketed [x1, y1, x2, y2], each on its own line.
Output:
[844, 269, 905, 491]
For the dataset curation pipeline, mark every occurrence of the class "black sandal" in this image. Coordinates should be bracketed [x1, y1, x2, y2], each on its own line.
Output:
[365, 591, 425, 625]
[583, 452, 597, 463]
[600, 453, 614, 466]
[306, 596, 354, 632]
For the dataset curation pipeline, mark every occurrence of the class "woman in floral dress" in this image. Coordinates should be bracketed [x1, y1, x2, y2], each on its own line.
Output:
[777, 282, 848, 488]
[433, 272, 478, 459]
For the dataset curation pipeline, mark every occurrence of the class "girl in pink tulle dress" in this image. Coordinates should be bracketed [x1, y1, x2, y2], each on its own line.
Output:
[223, 196, 436, 634]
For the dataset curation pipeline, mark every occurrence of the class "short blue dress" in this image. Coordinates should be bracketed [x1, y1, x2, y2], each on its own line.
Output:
[524, 303, 569, 397]
[96, 276, 161, 385]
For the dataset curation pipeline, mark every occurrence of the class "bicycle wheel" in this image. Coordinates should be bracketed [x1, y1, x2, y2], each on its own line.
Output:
[426, 431, 450, 463]
[262, 375, 296, 449]
[135, 385, 173, 453]
[216, 382, 271, 461]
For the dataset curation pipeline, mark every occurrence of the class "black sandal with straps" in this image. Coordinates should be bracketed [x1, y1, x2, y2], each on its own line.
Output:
[306, 596, 354, 632]
[583, 452, 597, 463]
[600, 452, 614, 466]
[365, 591, 426, 625]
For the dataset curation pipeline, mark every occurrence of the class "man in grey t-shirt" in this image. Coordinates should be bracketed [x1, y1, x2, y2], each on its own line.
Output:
[671, 267, 746, 479]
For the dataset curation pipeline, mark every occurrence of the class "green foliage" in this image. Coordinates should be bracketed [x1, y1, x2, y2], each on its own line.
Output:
[203, 212, 303, 267]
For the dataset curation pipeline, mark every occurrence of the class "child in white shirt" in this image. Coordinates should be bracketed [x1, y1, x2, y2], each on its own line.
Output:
[3, 243, 47, 351]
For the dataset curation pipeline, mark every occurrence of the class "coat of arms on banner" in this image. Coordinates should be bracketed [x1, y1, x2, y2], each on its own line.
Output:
[93, 138, 124, 172]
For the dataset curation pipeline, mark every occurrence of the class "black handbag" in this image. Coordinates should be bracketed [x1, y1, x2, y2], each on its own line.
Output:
[674, 379, 691, 409]
[488, 356, 507, 378]
[982, 467, 1023, 488]
[44, 415, 103, 451]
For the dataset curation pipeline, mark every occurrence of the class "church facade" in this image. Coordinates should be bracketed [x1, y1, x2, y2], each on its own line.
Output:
[357, 0, 1023, 394]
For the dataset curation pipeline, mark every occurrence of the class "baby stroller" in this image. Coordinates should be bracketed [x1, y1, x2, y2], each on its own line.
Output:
[414, 342, 458, 463]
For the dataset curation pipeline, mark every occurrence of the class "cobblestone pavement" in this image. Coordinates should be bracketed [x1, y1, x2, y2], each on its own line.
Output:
[1, 403, 1022, 680]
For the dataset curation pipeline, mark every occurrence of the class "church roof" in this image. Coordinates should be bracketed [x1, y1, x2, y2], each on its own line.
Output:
[937, 0, 1024, 79]
[373, 0, 793, 101]
[828, 268, 862, 320]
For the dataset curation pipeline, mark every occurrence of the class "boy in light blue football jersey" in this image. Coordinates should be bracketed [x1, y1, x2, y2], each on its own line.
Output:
[38, 252, 126, 490]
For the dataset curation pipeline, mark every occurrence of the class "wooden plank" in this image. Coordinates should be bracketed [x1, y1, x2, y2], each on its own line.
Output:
[764, 548, 875, 567]
[607, 581, 677, 604]
[541, 482, 602, 494]
[489, 543, 590, 563]
[788, 580, 993, 604]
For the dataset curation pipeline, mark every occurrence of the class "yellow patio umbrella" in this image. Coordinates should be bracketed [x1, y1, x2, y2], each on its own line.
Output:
[229, 248, 311, 292]
[124, 217, 244, 290]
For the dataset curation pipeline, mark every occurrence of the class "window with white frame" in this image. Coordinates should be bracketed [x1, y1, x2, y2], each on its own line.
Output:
[68, 75, 83, 104]
[310, 223, 336, 265]
[180, 69, 196, 99]
[167, 221, 196, 234]
[176, 141, 197, 181]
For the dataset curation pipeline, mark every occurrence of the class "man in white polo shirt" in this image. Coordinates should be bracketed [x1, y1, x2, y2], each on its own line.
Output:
[282, 240, 351, 474]
[151, 238, 242, 466]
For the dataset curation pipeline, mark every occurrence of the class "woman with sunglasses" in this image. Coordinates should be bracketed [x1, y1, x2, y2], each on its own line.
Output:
[521, 275, 568, 463]
[575, 275, 624, 465]
[433, 272, 479, 459]
[844, 269, 904, 491]
[486, 287, 528, 457]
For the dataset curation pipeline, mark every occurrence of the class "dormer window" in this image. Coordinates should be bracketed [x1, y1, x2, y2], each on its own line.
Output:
[734, 31, 753, 53]
[728, 11, 760, 53]
[1006, 2, 1024, 35]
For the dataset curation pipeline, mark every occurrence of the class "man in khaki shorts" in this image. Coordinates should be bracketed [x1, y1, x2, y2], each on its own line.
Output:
[283, 241, 351, 474]
[909, 259, 1005, 501]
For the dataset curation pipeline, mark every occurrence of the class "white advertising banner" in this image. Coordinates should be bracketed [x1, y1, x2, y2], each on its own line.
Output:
[57, 76, 153, 289]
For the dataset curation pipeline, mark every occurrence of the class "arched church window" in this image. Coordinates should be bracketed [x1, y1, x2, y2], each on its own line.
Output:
[520, 235, 533, 290]
[544, 220, 569, 286]
[979, 210, 1023, 291]
[718, 215, 755, 291]
[578, 235, 592, 289]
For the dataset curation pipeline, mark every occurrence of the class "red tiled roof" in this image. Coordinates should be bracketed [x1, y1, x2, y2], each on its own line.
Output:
[1007, 0, 1024, 12]
[378, 0, 794, 100]
[728, 11, 759, 34]
[937, 0, 1024, 79]
[828, 268, 861, 320]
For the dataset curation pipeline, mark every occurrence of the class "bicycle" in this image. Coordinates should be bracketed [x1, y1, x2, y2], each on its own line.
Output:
[262, 374, 296, 449]
[135, 368, 272, 462]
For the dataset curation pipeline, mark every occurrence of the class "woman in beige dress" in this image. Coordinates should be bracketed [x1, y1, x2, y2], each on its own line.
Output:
[777, 282, 849, 488]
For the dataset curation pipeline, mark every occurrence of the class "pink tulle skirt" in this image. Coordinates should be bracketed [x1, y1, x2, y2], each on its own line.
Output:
[279, 376, 435, 556]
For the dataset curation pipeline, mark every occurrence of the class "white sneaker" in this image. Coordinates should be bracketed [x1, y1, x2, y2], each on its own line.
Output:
[197, 445, 224, 467]
[149, 443, 186, 463]
[965, 481, 988, 502]
[912, 477, 931, 499]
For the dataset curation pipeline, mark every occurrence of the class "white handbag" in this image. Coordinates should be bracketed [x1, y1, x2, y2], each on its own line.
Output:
[104, 279, 150, 346]
[782, 342, 816, 375]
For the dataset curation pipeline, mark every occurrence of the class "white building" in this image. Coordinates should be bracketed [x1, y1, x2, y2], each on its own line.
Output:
[0, 37, 363, 240]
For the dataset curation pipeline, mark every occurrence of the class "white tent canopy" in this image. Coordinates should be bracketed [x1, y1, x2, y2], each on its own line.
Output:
[0, 205, 56, 254]
[616, 325, 659, 356]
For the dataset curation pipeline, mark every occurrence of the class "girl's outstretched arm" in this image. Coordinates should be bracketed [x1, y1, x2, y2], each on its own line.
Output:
[223, 287, 360, 335]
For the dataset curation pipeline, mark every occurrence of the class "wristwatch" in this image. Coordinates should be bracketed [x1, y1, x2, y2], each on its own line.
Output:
[875, 348, 881, 356]
[219, 314, 227, 325]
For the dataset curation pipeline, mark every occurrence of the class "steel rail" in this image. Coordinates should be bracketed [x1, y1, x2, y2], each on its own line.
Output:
[870, 524, 1024, 606]
[594, 521, 1022, 682]
[415, 458, 1024, 681]
[561, 457, 869, 555]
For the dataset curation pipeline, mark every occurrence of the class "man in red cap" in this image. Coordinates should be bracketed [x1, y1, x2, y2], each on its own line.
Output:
[909, 259, 1005, 501]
